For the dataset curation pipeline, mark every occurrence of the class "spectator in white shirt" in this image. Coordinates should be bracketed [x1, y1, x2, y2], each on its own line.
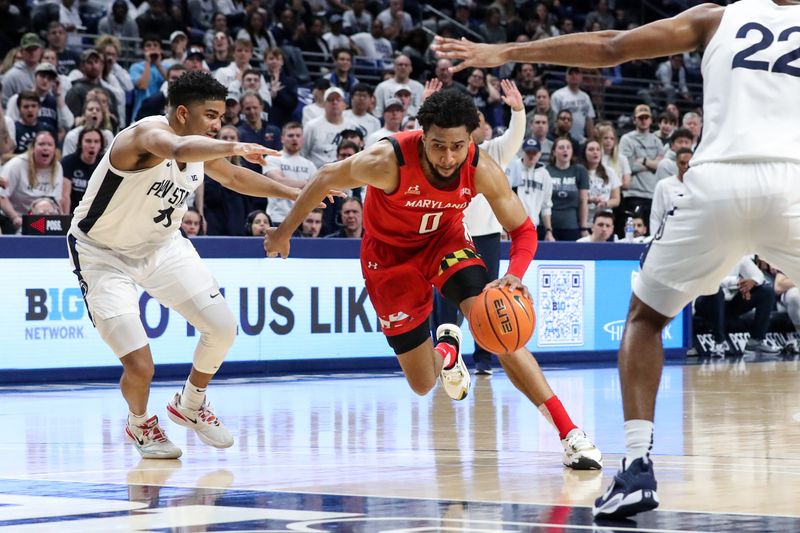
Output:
[650, 147, 691, 236]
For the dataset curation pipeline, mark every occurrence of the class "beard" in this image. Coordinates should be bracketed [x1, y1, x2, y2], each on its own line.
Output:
[423, 152, 464, 184]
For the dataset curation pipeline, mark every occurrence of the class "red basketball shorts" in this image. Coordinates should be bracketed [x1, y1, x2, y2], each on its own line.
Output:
[361, 222, 485, 336]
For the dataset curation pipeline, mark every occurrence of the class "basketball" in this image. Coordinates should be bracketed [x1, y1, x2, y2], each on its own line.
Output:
[468, 287, 536, 354]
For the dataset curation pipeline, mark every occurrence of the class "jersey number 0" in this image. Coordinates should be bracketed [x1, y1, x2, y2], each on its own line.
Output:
[418, 212, 443, 234]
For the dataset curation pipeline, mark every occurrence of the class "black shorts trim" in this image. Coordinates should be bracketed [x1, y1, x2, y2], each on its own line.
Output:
[385, 320, 430, 355]
[67, 234, 95, 326]
[440, 264, 490, 308]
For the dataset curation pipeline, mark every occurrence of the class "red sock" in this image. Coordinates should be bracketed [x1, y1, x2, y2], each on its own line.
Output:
[434, 342, 457, 369]
[543, 396, 578, 440]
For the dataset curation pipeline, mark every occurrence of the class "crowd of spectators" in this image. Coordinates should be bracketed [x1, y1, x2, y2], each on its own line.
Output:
[3, 0, 795, 356]
[0, 0, 706, 240]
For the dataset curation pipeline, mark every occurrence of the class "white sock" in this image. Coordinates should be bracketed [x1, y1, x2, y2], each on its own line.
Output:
[624, 419, 654, 466]
[180, 378, 207, 410]
[128, 411, 149, 427]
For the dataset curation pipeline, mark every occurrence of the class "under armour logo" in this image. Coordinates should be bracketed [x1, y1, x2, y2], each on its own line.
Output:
[153, 207, 175, 227]
[190, 174, 198, 182]
[367, 261, 378, 270]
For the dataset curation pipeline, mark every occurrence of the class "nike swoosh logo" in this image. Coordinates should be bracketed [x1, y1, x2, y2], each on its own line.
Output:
[210, 293, 220, 299]
[512, 294, 532, 320]
[127, 427, 145, 446]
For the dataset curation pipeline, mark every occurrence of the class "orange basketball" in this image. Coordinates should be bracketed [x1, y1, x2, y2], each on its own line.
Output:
[468, 286, 536, 354]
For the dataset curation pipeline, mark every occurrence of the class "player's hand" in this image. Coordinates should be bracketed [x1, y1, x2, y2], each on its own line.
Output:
[432, 36, 504, 73]
[235, 143, 280, 165]
[0, 176, 7, 189]
[264, 227, 290, 258]
[421, 78, 443, 103]
[499, 79, 523, 112]
[485, 274, 532, 301]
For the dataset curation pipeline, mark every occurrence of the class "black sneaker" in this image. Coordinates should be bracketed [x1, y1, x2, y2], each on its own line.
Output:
[593, 457, 659, 519]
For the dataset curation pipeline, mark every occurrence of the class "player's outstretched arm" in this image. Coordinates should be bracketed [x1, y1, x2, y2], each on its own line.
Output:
[205, 157, 300, 200]
[265, 141, 397, 258]
[433, 3, 723, 72]
[128, 123, 280, 165]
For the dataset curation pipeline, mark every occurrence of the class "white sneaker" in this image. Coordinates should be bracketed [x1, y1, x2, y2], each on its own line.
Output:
[125, 415, 182, 459]
[562, 428, 603, 470]
[436, 324, 470, 401]
[743, 338, 781, 357]
[167, 392, 234, 448]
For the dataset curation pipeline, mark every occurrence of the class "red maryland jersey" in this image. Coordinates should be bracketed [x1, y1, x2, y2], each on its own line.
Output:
[363, 130, 479, 247]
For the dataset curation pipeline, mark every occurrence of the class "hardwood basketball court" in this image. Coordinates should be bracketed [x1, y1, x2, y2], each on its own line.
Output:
[0, 357, 798, 531]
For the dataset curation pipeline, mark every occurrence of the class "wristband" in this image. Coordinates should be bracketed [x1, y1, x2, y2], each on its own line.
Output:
[544, 228, 552, 233]
[507, 218, 538, 279]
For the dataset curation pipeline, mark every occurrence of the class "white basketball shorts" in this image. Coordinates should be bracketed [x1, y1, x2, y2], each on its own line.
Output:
[67, 232, 219, 321]
[636, 161, 800, 318]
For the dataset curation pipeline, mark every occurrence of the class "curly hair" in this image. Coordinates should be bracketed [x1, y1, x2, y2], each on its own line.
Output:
[416, 89, 480, 134]
[168, 71, 228, 109]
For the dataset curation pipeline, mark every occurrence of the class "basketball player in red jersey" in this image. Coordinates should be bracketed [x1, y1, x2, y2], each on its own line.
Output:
[265, 90, 602, 469]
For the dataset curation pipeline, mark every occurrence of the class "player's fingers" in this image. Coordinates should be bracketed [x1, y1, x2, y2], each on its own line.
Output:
[519, 285, 532, 301]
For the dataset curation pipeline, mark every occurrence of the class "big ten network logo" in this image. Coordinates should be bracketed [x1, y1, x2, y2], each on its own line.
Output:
[493, 299, 513, 334]
[603, 319, 673, 342]
[25, 288, 87, 339]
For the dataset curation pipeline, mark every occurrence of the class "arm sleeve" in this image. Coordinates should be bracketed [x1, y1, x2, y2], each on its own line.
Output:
[488, 108, 526, 168]
[507, 217, 538, 279]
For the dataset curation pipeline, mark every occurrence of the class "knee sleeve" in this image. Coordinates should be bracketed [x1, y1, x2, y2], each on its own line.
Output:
[386, 320, 430, 355]
[95, 313, 149, 358]
[176, 300, 237, 374]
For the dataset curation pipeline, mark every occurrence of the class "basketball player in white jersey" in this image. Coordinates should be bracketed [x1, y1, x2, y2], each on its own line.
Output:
[68, 72, 298, 459]
[436, 0, 800, 519]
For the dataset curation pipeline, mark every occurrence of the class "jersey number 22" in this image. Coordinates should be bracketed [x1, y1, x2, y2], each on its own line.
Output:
[732, 23, 800, 77]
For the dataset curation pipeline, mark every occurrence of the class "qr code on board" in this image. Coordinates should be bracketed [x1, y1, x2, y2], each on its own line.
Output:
[537, 265, 585, 346]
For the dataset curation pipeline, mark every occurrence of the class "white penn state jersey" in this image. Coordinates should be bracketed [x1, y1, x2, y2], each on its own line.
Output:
[693, 0, 800, 165]
[70, 116, 204, 258]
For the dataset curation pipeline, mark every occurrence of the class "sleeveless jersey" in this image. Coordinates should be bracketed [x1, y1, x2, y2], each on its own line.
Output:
[363, 130, 479, 247]
[692, 0, 800, 165]
[69, 116, 204, 258]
